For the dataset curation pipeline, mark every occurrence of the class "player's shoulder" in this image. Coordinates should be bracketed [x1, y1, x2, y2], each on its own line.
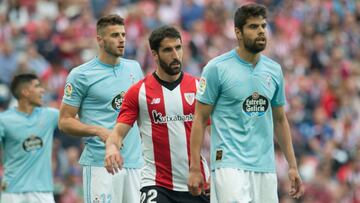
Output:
[121, 57, 140, 65]
[260, 55, 282, 70]
[0, 107, 15, 119]
[72, 58, 98, 72]
[207, 50, 235, 66]
[121, 58, 142, 70]
[40, 107, 59, 115]
[69, 58, 98, 76]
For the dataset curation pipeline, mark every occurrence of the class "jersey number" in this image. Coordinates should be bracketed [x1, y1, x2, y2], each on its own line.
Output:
[140, 189, 158, 203]
[100, 194, 112, 203]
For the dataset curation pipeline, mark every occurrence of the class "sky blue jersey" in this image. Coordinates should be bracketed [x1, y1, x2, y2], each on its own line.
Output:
[196, 49, 286, 173]
[0, 107, 58, 193]
[62, 57, 144, 168]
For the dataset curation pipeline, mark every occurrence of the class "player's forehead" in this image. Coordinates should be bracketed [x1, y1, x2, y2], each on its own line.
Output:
[103, 24, 125, 35]
[244, 16, 267, 26]
[159, 37, 182, 49]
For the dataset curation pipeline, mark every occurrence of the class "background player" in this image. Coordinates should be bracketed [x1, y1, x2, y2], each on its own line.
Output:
[188, 3, 304, 203]
[58, 14, 144, 203]
[0, 73, 58, 203]
[105, 25, 209, 203]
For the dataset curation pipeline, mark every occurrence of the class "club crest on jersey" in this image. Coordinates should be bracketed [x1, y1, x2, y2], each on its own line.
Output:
[242, 92, 269, 117]
[112, 91, 126, 111]
[197, 77, 206, 95]
[184, 93, 195, 105]
[23, 135, 43, 152]
[64, 83, 73, 97]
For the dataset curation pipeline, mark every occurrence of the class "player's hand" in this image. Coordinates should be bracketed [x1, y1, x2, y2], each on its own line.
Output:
[95, 126, 111, 142]
[187, 168, 204, 196]
[288, 168, 304, 199]
[104, 143, 123, 175]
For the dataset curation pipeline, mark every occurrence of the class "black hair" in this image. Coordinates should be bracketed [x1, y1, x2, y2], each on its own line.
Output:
[148, 26, 182, 52]
[10, 73, 38, 99]
[234, 3, 267, 31]
[96, 14, 125, 35]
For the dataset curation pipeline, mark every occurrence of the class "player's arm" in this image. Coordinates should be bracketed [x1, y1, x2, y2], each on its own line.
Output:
[188, 101, 213, 196]
[104, 83, 140, 174]
[272, 106, 304, 199]
[105, 122, 131, 175]
[58, 103, 110, 141]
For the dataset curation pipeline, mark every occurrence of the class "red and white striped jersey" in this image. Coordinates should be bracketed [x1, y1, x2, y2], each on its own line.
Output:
[117, 72, 209, 191]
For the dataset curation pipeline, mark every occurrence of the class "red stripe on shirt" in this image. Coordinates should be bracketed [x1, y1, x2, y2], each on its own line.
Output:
[180, 74, 207, 185]
[145, 75, 173, 189]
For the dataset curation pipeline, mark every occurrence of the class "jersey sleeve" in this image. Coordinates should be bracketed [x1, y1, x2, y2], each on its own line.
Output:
[62, 69, 88, 107]
[271, 66, 286, 106]
[117, 83, 141, 126]
[196, 61, 220, 105]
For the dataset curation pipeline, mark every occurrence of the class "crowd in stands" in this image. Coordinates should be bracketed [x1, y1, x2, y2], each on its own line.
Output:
[0, 0, 359, 202]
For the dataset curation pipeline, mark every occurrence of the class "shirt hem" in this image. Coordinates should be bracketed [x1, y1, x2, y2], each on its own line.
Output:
[211, 164, 276, 173]
[79, 160, 143, 168]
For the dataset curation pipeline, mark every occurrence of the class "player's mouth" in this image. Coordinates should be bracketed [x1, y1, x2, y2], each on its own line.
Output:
[170, 60, 181, 68]
[256, 37, 266, 44]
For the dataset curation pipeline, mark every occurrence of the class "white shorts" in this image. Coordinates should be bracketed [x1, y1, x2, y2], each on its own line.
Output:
[0, 192, 54, 203]
[212, 168, 278, 203]
[83, 165, 141, 203]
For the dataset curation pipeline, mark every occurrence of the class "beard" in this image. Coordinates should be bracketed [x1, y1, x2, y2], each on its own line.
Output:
[158, 57, 182, 76]
[103, 40, 124, 57]
[243, 37, 266, 54]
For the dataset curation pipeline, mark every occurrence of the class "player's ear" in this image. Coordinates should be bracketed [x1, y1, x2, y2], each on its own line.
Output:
[151, 50, 158, 59]
[235, 27, 242, 41]
[96, 34, 103, 47]
[20, 86, 30, 98]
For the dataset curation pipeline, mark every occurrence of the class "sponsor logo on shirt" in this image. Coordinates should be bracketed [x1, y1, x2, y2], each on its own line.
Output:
[151, 98, 161, 105]
[22, 135, 43, 152]
[184, 93, 195, 105]
[197, 77, 206, 95]
[64, 83, 73, 97]
[242, 92, 269, 117]
[152, 110, 193, 124]
[112, 91, 126, 111]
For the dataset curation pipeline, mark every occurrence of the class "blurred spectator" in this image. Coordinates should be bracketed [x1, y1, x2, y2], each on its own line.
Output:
[181, 0, 204, 30]
[40, 56, 68, 107]
[0, 42, 18, 85]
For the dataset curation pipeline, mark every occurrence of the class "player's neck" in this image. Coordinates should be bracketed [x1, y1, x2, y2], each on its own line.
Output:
[17, 100, 35, 115]
[98, 51, 120, 66]
[155, 68, 181, 82]
[236, 47, 261, 67]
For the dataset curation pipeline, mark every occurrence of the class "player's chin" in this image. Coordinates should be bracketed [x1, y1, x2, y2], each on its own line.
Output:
[114, 50, 124, 57]
[171, 66, 181, 73]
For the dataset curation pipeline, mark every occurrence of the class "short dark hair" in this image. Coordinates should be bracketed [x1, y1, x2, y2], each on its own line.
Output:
[234, 3, 267, 31]
[148, 26, 181, 52]
[10, 74, 38, 99]
[96, 14, 125, 35]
